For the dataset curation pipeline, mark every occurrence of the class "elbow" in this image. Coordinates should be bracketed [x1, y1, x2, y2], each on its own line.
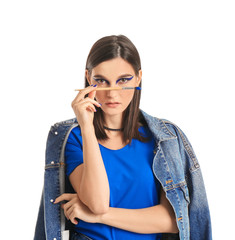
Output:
[162, 215, 179, 233]
[89, 203, 109, 215]
[169, 218, 179, 233]
[158, 201, 179, 233]
[77, 191, 109, 214]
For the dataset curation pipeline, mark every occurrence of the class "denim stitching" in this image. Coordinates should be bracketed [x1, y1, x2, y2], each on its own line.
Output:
[45, 162, 65, 169]
[163, 120, 199, 170]
[164, 181, 187, 191]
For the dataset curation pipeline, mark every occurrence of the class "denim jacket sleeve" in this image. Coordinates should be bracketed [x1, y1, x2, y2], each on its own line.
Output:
[163, 120, 212, 240]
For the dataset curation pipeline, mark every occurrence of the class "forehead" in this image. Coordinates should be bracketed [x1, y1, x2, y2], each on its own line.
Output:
[91, 58, 135, 79]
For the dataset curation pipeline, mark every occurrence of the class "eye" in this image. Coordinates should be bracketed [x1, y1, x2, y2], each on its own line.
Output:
[118, 78, 129, 84]
[94, 79, 108, 85]
[116, 76, 134, 84]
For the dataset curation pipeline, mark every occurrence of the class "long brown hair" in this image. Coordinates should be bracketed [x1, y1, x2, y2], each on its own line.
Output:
[84, 35, 149, 144]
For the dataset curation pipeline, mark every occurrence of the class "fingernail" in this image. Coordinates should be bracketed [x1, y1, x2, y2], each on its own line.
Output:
[99, 103, 102, 106]
[91, 84, 94, 86]
[93, 84, 97, 87]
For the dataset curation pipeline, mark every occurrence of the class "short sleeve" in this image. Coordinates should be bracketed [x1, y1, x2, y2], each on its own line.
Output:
[64, 127, 84, 176]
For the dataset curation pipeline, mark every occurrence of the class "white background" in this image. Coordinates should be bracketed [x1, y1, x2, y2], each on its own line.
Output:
[1, 1, 234, 239]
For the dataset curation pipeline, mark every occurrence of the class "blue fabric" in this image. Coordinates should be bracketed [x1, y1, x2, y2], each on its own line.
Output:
[65, 126, 162, 240]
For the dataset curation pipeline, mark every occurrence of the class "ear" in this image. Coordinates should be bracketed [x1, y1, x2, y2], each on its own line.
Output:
[136, 69, 142, 86]
[85, 70, 92, 85]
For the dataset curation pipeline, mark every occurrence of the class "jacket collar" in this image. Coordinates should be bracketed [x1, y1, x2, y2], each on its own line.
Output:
[140, 109, 176, 142]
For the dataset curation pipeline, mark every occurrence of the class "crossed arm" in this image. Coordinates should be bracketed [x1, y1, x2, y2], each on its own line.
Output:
[54, 187, 179, 234]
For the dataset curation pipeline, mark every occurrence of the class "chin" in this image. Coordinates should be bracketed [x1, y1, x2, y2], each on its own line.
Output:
[102, 107, 125, 116]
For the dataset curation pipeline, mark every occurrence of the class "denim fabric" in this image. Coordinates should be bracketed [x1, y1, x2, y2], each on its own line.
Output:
[34, 109, 212, 240]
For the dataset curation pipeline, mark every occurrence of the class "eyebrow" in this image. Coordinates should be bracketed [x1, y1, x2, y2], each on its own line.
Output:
[93, 74, 133, 79]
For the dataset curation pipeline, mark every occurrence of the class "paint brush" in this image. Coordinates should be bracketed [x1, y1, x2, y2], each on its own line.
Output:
[74, 86, 141, 91]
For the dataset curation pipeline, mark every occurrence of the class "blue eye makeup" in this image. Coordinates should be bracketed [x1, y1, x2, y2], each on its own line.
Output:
[92, 75, 134, 85]
[116, 76, 134, 84]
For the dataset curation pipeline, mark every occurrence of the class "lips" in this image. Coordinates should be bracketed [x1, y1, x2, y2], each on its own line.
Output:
[105, 102, 120, 108]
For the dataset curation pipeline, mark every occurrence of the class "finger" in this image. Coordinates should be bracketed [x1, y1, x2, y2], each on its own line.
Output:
[71, 86, 97, 108]
[78, 101, 97, 113]
[69, 211, 79, 225]
[67, 205, 76, 223]
[71, 217, 79, 225]
[88, 90, 96, 100]
[61, 204, 69, 219]
[54, 193, 76, 204]
[77, 97, 102, 112]
[67, 204, 76, 218]
[74, 218, 79, 225]
[71, 216, 79, 225]
[71, 97, 101, 112]
[74, 97, 101, 109]
[87, 106, 96, 113]
[63, 198, 76, 212]
[63, 197, 78, 220]
[63, 199, 75, 220]
[54, 194, 68, 204]
[73, 85, 97, 102]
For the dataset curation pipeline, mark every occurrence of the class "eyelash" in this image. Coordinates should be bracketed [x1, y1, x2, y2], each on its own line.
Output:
[95, 79, 108, 84]
[118, 78, 129, 84]
[94, 77, 133, 84]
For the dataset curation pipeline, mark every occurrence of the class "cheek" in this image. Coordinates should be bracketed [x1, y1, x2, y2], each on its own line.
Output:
[94, 92, 104, 102]
[121, 91, 135, 105]
[94, 91, 135, 106]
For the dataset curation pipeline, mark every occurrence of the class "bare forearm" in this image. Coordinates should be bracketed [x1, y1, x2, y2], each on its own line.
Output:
[79, 126, 110, 213]
[98, 205, 178, 234]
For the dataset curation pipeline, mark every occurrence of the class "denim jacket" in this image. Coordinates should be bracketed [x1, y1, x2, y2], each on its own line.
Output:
[34, 109, 212, 240]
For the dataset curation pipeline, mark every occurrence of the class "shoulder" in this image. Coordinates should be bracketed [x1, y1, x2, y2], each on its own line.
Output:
[48, 117, 78, 136]
[48, 117, 81, 146]
[51, 117, 78, 127]
[140, 110, 196, 155]
[161, 119, 185, 138]
[140, 109, 187, 138]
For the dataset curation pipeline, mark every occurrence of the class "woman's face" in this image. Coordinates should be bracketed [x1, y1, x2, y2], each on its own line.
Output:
[86, 57, 142, 117]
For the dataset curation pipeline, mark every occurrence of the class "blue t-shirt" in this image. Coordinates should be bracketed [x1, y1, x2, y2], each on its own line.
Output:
[65, 126, 162, 240]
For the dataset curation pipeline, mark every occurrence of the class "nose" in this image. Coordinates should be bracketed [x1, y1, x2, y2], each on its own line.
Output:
[106, 89, 118, 98]
[106, 83, 118, 98]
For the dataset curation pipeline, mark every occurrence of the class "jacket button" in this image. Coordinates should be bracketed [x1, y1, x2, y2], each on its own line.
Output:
[54, 131, 58, 135]
[51, 161, 55, 164]
[50, 199, 54, 203]
[53, 238, 57, 240]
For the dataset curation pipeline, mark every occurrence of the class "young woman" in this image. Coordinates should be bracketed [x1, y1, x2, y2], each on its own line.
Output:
[50, 35, 212, 240]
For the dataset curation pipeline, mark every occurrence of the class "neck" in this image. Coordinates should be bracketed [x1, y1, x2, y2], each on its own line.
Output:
[103, 113, 123, 130]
